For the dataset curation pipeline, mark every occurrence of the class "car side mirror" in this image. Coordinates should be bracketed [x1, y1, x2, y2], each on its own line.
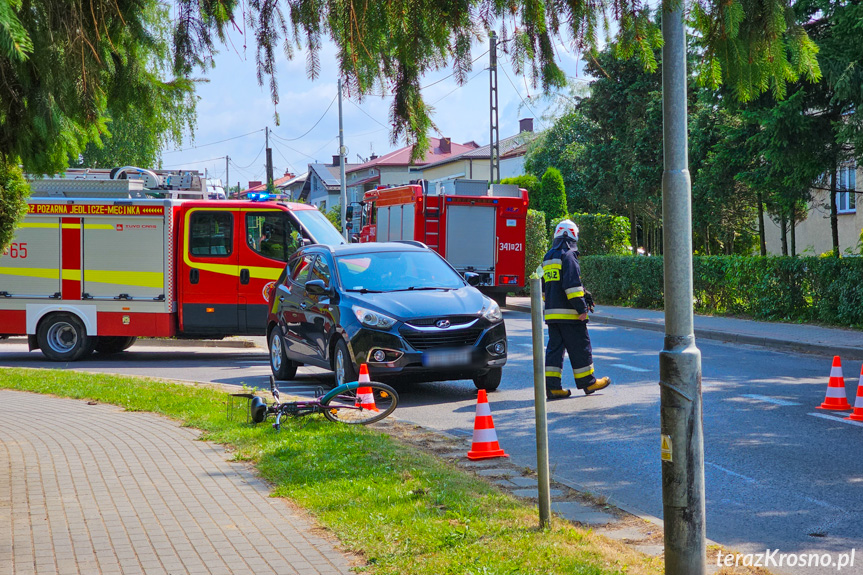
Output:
[464, 272, 480, 286]
[346, 205, 354, 219]
[350, 233, 360, 243]
[301, 237, 312, 247]
[305, 279, 328, 296]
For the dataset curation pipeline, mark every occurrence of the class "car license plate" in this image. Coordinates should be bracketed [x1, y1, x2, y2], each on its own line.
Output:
[423, 348, 473, 368]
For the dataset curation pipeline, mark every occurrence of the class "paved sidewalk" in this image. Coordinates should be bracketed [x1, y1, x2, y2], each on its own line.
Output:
[507, 296, 863, 359]
[0, 390, 353, 575]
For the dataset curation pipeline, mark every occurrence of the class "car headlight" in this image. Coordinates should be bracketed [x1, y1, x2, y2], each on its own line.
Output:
[481, 298, 503, 323]
[353, 306, 397, 329]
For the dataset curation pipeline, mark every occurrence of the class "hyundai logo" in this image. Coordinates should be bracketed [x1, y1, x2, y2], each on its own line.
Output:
[435, 319, 451, 329]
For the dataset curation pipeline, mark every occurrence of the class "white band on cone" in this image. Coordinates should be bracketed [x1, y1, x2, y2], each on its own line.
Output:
[475, 403, 492, 417]
[472, 428, 499, 443]
[831, 366, 843, 378]
[826, 387, 847, 399]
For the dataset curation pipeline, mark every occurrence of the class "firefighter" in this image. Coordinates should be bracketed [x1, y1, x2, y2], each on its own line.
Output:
[542, 219, 612, 399]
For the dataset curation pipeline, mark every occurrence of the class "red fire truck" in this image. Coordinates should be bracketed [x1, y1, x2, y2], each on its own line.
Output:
[0, 176, 345, 361]
[357, 180, 529, 305]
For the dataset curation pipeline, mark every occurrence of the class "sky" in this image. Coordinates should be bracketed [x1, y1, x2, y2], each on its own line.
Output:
[159, 27, 588, 189]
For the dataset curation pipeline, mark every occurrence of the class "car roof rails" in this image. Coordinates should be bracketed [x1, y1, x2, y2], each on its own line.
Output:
[392, 240, 428, 249]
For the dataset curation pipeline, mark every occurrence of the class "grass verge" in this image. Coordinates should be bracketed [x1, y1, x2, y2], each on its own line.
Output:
[0, 368, 662, 575]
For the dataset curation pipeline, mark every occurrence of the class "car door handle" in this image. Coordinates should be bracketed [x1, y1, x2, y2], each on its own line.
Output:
[189, 268, 199, 284]
[240, 269, 250, 285]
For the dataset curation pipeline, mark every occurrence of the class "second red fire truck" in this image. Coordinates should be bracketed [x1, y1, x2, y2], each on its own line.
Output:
[357, 180, 529, 305]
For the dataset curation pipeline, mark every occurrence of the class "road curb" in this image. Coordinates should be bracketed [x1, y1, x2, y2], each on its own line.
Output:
[506, 303, 863, 360]
[133, 338, 259, 349]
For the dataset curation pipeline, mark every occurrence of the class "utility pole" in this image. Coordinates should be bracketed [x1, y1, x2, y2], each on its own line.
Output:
[225, 156, 230, 197]
[660, 4, 706, 574]
[265, 127, 274, 191]
[488, 31, 500, 184]
[338, 77, 348, 239]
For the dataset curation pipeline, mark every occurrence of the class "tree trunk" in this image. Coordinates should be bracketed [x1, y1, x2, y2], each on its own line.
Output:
[780, 213, 788, 256]
[757, 190, 766, 256]
[830, 164, 840, 258]
[790, 205, 796, 258]
[704, 225, 711, 255]
[629, 205, 638, 255]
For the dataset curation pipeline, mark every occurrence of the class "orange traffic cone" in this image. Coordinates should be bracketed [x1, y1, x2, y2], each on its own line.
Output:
[467, 389, 509, 460]
[846, 365, 863, 421]
[817, 356, 852, 411]
[354, 364, 378, 411]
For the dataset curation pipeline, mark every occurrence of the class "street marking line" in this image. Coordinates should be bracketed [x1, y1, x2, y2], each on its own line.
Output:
[705, 461, 757, 484]
[808, 412, 863, 428]
[610, 363, 650, 373]
[741, 394, 801, 406]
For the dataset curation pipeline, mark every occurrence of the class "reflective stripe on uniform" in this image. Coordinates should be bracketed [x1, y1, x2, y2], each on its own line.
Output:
[545, 366, 562, 378]
[573, 364, 595, 379]
[544, 308, 584, 321]
[565, 287, 585, 299]
[542, 258, 562, 267]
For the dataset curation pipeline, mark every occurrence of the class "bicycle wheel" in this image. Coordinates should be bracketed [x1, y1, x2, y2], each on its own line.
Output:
[321, 382, 399, 424]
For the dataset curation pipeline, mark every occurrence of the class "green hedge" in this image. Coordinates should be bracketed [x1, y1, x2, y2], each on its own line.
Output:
[524, 210, 548, 289]
[548, 212, 631, 256]
[580, 255, 863, 327]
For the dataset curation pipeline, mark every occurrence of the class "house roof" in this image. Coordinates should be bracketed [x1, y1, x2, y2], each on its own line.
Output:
[241, 172, 301, 195]
[415, 132, 535, 171]
[346, 137, 480, 174]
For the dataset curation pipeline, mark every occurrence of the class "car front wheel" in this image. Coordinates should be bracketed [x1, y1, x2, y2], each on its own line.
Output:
[473, 367, 502, 391]
[269, 330, 298, 381]
[333, 338, 358, 387]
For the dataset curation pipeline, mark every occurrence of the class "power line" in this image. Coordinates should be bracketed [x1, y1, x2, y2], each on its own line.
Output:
[271, 94, 337, 142]
[162, 130, 263, 155]
[430, 68, 486, 105]
[270, 139, 318, 162]
[345, 98, 389, 129]
[421, 49, 491, 90]
[500, 66, 544, 129]
[161, 155, 226, 168]
[229, 145, 265, 170]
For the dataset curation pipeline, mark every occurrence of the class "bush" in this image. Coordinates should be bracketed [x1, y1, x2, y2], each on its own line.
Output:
[539, 167, 567, 229]
[0, 160, 29, 252]
[548, 212, 632, 256]
[579, 255, 863, 328]
[501, 175, 540, 210]
[518, 209, 548, 294]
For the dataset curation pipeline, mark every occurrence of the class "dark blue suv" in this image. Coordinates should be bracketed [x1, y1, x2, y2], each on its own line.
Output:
[266, 242, 507, 390]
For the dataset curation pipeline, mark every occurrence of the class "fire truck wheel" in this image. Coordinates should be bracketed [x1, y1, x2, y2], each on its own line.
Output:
[94, 336, 137, 355]
[269, 330, 298, 380]
[333, 339, 358, 387]
[473, 367, 502, 392]
[37, 313, 94, 362]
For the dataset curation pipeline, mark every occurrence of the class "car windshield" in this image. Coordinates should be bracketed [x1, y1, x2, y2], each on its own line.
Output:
[336, 250, 465, 292]
[293, 209, 346, 246]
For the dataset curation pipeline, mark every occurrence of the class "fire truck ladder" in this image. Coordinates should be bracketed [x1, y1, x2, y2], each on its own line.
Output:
[421, 191, 441, 250]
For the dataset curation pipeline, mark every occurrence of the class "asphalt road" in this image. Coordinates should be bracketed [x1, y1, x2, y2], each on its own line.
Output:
[2, 310, 862, 574]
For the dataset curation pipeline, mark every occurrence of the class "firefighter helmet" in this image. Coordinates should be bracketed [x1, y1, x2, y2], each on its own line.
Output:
[553, 220, 579, 241]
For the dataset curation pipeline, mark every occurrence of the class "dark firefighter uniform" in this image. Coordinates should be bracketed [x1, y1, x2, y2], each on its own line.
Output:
[542, 235, 598, 394]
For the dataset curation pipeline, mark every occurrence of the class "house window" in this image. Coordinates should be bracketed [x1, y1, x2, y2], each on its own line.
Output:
[319, 200, 327, 212]
[837, 164, 857, 214]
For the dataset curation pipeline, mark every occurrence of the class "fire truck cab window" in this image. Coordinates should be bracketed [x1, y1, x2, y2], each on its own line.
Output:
[190, 212, 233, 257]
[245, 213, 301, 262]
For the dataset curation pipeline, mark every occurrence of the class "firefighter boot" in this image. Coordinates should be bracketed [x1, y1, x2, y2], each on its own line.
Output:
[546, 388, 572, 400]
[584, 377, 612, 395]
